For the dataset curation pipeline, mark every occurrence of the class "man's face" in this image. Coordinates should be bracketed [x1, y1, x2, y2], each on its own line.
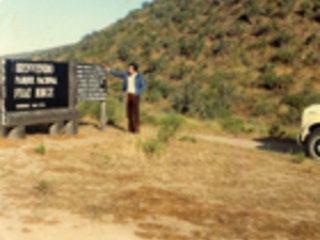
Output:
[128, 65, 136, 75]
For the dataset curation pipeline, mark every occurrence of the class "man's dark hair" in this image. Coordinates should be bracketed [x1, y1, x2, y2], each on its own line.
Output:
[129, 63, 139, 71]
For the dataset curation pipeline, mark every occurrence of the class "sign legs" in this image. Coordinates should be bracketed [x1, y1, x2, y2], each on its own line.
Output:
[49, 122, 64, 136]
[8, 126, 25, 140]
[0, 126, 8, 138]
[100, 100, 106, 132]
[66, 119, 78, 136]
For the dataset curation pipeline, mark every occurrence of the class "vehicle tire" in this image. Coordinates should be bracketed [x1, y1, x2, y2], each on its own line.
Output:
[306, 128, 320, 161]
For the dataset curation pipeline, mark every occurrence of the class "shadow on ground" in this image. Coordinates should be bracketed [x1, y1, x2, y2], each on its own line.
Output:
[253, 137, 303, 154]
[79, 121, 127, 133]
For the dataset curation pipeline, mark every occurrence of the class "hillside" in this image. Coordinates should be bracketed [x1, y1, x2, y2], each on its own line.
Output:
[31, 0, 320, 137]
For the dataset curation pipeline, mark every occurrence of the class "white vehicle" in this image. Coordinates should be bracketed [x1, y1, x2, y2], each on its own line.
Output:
[297, 105, 320, 160]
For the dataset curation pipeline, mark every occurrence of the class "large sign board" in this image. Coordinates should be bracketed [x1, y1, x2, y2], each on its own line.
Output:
[3, 59, 69, 112]
[77, 64, 107, 102]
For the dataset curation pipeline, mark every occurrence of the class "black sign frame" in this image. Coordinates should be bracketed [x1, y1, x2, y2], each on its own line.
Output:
[4, 59, 69, 112]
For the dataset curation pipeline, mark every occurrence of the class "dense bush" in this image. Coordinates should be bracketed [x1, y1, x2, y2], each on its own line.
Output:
[171, 80, 201, 115]
[117, 45, 131, 62]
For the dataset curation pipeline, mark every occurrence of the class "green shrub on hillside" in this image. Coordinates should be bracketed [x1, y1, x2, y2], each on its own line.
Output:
[300, 1, 312, 15]
[219, 117, 245, 135]
[172, 11, 192, 23]
[281, 94, 306, 112]
[225, 0, 241, 7]
[140, 109, 159, 126]
[247, 39, 268, 50]
[179, 37, 204, 59]
[203, 107, 232, 120]
[253, 22, 279, 36]
[268, 122, 284, 137]
[304, 33, 320, 46]
[117, 45, 131, 62]
[109, 81, 123, 93]
[78, 98, 123, 126]
[280, 107, 301, 125]
[171, 80, 201, 115]
[169, 63, 192, 81]
[314, 9, 320, 22]
[210, 40, 233, 56]
[270, 31, 293, 47]
[140, 138, 162, 157]
[227, 21, 246, 37]
[256, 72, 293, 91]
[270, 49, 298, 64]
[148, 77, 173, 99]
[145, 57, 168, 74]
[277, 0, 296, 19]
[209, 27, 226, 41]
[262, 3, 275, 16]
[157, 113, 184, 143]
[304, 52, 320, 65]
[147, 90, 162, 103]
[252, 102, 277, 117]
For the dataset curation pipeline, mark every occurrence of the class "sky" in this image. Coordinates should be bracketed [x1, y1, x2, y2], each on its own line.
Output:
[0, 0, 152, 56]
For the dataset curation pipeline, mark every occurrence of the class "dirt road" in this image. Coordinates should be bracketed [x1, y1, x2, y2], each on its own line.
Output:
[196, 134, 303, 154]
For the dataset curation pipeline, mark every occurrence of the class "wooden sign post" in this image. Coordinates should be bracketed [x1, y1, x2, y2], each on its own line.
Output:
[76, 64, 107, 131]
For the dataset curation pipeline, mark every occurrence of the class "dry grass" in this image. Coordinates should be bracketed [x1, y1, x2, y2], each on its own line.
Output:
[0, 125, 320, 239]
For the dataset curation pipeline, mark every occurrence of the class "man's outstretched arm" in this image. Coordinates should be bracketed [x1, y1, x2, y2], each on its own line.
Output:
[104, 65, 127, 78]
[109, 69, 127, 78]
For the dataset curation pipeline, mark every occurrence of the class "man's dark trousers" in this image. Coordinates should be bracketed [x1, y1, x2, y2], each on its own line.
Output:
[127, 93, 140, 133]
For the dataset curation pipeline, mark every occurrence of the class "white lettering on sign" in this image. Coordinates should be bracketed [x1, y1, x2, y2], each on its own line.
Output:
[32, 102, 46, 108]
[16, 104, 30, 109]
[37, 77, 58, 85]
[15, 63, 55, 74]
[15, 76, 35, 85]
[14, 88, 32, 99]
[35, 88, 55, 98]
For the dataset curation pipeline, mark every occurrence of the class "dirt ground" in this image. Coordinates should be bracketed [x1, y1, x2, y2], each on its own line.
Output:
[0, 124, 320, 240]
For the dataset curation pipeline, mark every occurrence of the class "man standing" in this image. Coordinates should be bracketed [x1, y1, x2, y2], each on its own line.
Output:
[105, 63, 146, 134]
